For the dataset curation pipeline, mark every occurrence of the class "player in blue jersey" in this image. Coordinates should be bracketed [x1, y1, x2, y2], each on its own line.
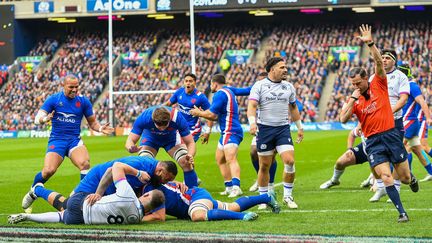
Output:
[9, 160, 167, 225]
[398, 64, 432, 181]
[190, 74, 244, 198]
[164, 73, 213, 143]
[125, 106, 198, 187]
[22, 75, 114, 212]
[142, 182, 280, 222]
[16, 156, 176, 216]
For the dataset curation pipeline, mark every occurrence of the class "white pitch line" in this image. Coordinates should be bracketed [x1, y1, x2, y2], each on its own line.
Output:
[258, 208, 432, 213]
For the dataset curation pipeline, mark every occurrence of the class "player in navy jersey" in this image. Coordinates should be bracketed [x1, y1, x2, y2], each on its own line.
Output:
[190, 74, 244, 198]
[22, 75, 114, 212]
[9, 160, 167, 225]
[142, 182, 280, 222]
[398, 64, 432, 181]
[164, 73, 213, 143]
[125, 106, 198, 187]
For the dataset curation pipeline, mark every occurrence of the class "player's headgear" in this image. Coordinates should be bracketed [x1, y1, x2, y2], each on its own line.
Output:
[381, 49, 397, 62]
[265, 57, 284, 72]
[398, 64, 413, 78]
[152, 107, 170, 127]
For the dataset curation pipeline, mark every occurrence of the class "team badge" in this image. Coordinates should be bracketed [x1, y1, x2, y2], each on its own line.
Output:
[191, 98, 196, 104]
[260, 144, 267, 150]
[75, 101, 81, 108]
[59, 102, 63, 107]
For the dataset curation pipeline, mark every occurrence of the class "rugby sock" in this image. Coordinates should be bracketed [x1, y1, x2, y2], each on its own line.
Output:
[251, 158, 259, 174]
[422, 150, 432, 165]
[407, 153, 413, 170]
[283, 182, 293, 197]
[224, 181, 233, 191]
[206, 209, 245, 221]
[428, 149, 432, 158]
[32, 172, 47, 187]
[26, 212, 62, 223]
[235, 194, 270, 211]
[34, 186, 54, 201]
[258, 186, 268, 195]
[394, 179, 401, 193]
[268, 183, 274, 193]
[331, 167, 344, 182]
[376, 179, 384, 190]
[385, 185, 406, 215]
[80, 169, 89, 180]
[269, 161, 277, 183]
[184, 170, 198, 187]
[424, 164, 432, 175]
[232, 178, 240, 187]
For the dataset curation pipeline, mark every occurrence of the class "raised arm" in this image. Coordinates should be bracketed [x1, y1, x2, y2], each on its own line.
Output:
[357, 25, 385, 78]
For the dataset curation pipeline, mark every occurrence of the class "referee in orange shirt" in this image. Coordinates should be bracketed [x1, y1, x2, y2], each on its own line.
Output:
[340, 25, 419, 223]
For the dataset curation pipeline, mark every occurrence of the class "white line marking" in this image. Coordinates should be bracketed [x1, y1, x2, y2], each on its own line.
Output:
[259, 208, 432, 213]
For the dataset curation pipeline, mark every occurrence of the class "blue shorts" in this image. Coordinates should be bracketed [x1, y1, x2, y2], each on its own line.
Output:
[47, 137, 84, 158]
[139, 130, 182, 152]
[404, 119, 420, 139]
[395, 118, 405, 141]
[63, 192, 90, 225]
[419, 120, 429, 139]
[190, 187, 218, 209]
[350, 143, 368, 164]
[217, 133, 243, 150]
[192, 133, 200, 143]
[365, 128, 408, 168]
[256, 124, 293, 154]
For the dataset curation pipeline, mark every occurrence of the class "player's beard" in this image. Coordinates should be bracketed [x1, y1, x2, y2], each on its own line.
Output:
[150, 174, 163, 186]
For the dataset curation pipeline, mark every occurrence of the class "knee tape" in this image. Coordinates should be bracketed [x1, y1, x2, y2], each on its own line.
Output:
[284, 164, 295, 173]
[173, 147, 188, 163]
[407, 136, 421, 147]
[138, 150, 155, 158]
[53, 194, 64, 211]
[188, 202, 210, 219]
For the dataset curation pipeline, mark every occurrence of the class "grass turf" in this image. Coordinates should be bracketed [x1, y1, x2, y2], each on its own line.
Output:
[0, 131, 431, 238]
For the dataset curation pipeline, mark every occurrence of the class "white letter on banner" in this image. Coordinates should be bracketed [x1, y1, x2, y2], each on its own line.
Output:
[113, 0, 124, 10]
[94, 0, 105, 11]
[132, 1, 141, 9]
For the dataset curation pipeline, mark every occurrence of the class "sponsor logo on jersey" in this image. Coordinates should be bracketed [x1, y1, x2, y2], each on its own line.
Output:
[57, 112, 76, 123]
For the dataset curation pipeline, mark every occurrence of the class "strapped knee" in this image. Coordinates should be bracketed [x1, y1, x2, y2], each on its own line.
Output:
[188, 202, 210, 220]
[53, 194, 65, 211]
[284, 164, 295, 173]
[407, 136, 421, 147]
[173, 147, 188, 163]
[138, 150, 155, 158]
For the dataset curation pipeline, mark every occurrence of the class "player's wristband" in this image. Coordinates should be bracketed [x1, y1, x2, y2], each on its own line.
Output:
[248, 116, 256, 125]
[367, 41, 375, 47]
[350, 96, 358, 101]
[295, 120, 303, 130]
[136, 170, 141, 178]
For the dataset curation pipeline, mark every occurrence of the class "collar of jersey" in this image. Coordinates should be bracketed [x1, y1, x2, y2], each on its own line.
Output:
[386, 68, 397, 75]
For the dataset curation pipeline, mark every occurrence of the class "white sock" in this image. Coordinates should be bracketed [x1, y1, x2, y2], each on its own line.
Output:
[376, 179, 384, 189]
[27, 212, 62, 223]
[268, 183, 274, 193]
[331, 167, 344, 182]
[283, 182, 294, 197]
[394, 179, 401, 193]
[258, 186, 268, 195]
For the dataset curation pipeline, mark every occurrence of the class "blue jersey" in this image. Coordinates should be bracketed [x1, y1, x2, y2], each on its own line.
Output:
[41, 92, 93, 139]
[74, 156, 158, 195]
[210, 87, 243, 135]
[402, 81, 423, 121]
[226, 86, 252, 96]
[169, 88, 210, 135]
[131, 106, 190, 138]
[144, 182, 191, 219]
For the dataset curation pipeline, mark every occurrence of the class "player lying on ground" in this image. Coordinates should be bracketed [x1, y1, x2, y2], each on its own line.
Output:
[9, 161, 165, 225]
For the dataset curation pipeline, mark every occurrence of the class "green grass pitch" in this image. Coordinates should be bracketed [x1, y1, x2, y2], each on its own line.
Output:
[0, 131, 431, 238]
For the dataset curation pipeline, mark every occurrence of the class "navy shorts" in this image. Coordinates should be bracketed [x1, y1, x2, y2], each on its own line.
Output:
[256, 124, 293, 154]
[394, 118, 405, 141]
[63, 192, 90, 225]
[365, 128, 408, 168]
[350, 143, 368, 164]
